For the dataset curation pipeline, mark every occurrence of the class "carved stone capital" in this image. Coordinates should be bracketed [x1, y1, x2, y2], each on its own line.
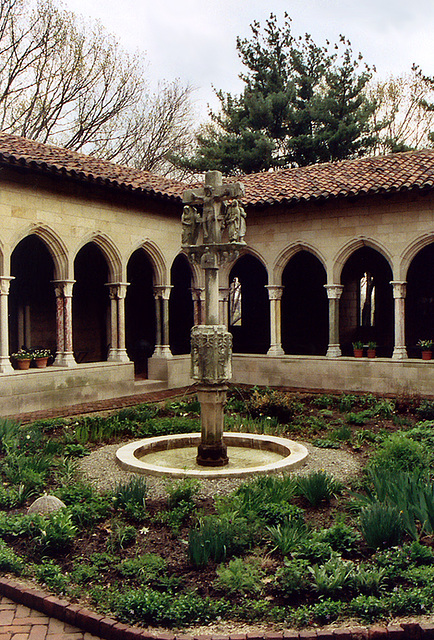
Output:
[52, 280, 75, 298]
[153, 285, 173, 300]
[191, 324, 232, 384]
[324, 284, 344, 300]
[265, 285, 284, 301]
[106, 282, 129, 299]
[390, 281, 407, 299]
[0, 276, 14, 295]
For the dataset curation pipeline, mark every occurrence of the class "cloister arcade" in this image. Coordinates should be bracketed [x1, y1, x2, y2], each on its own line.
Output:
[2, 228, 433, 377]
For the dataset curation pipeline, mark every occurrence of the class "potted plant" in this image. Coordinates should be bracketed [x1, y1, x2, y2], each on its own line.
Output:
[367, 341, 377, 358]
[31, 348, 51, 368]
[11, 348, 33, 370]
[417, 339, 433, 360]
[352, 341, 364, 358]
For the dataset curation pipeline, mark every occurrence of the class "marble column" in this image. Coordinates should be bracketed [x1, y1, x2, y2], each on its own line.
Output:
[52, 280, 76, 367]
[266, 285, 284, 356]
[153, 285, 172, 357]
[191, 287, 204, 326]
[219, 287, 230, 328]
[0, 277, 14, 373]
[107, 282, 130, 363]
[325, 284, 344, 358]
[391, 281, 408, 360]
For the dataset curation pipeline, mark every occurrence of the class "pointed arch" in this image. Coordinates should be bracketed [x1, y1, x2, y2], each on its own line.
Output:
[75, 232, 122, 282]
[11, 224, 69, 280]
[400, 232, 434, 280]
[333, 237, 394, 283]
[274, 241, 327, 284]
[128, 239, 167, 286]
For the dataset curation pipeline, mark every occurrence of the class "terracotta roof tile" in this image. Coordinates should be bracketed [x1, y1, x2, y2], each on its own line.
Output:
[1, 133, 434, 207]
[0, 133, 185, 201]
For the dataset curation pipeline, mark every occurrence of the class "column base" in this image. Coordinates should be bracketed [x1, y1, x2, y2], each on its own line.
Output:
[153, 345, 172, 358]
[196, 443, 229, 467]
[326, 345, 342, 358]
[107, 349, 131, 363]
[392, 346, 408, 360]
[54, 352, 76, 367]
[267, 344, 285, 356]
[0, 357, 13, 374]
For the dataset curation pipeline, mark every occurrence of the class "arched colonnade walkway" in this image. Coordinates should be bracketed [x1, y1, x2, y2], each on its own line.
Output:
[1, 227, 432, 375]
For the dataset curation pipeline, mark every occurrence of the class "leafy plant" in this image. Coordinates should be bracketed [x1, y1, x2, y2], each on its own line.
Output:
[368, 433, 430, 473]
[36, 510, 78, 552]
[215, 557, 264, 595]
[359, 502, 403, 549]
[106, 521, 137, 552]
[0, 539, 25, 574]
[267, 519, 308, 555]
[352, 564, 387, 594]
[416, 401, 434, 421]
[308, 554, 355, 595]
[188, 515, 253, 566]
[166, 478, 199, 509]
[117, 553, 169, 586]
[112, 476, 148, 519]
[295, 470, 343, 506]
[274, 558, 310, 594]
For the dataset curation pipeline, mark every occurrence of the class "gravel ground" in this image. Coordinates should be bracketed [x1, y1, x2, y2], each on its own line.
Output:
[78, 439, 362, 499]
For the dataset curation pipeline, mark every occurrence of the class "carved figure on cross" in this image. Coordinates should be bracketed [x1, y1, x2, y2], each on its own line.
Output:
[182, 171, 244, 245]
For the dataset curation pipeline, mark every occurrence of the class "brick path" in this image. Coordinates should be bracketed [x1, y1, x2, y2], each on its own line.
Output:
[0, 596, 101, 640]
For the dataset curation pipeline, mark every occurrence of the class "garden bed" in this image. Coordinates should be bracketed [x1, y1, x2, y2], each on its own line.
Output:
[0, 387, 433, 633]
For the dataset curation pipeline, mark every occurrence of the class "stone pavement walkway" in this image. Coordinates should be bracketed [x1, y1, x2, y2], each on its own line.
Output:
[0, 596, 101, 640]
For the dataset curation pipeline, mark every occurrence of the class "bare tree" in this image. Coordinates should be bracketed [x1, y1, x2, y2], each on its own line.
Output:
[369, 67, 434, 154]
[0, 0, 196, 175]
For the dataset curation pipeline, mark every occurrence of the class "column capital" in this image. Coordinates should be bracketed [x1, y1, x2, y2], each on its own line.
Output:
[153, 285, 173, 300]
[0, 276, 14, 295]
[390, 281, 407, 299]
[52, 279, 75, 298]
[324, 284, 344, 299]
[106, 282, 129, 299]
[218, 286, 230, 301]
[265, 285, 284, 300]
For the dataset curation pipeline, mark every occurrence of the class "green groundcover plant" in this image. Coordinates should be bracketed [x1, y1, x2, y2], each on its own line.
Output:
[1, 389, 434, 631]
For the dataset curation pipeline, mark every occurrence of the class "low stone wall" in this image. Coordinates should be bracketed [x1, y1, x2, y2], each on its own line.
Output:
[148, 353, 434, 398]
[232, 354, 434, 397]
[0, 361, 137, 417]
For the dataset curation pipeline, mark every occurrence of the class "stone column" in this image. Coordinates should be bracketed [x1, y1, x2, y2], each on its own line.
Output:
[107, 282, 130, 363]
[191, 288, 204, 326]
[219, 287, 230, 328]
[325, 284, 344, 358]
[153, 285, 172, 357]
[0, 277, 14, 373]
[52, 280, 76, 367]
[266, 285, 284, 355]
[391, 281, 408, 360]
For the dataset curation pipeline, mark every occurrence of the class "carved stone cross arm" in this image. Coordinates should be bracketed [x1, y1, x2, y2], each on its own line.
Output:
[182, 171, 245, 246]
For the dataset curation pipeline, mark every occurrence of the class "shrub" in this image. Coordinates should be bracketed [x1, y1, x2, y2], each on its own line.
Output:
[349, 594, 387, 622]
[114, 588, 229, 627]
[359, 502, 403, 549]
[316, 521, 361, 553]
[247, 389, 301, 423]
[295, 470, 343, 506]
[368, 433, 430, 474]
[0, 539, 25, 574]
[416, 400, 434, 421]
[33, 559, 70, 594]
[166, 478, 199, 509]
[215, 557, 264, 595]
[274, 558, 310, 594]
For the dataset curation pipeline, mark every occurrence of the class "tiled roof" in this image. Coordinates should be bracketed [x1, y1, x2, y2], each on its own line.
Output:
[1, 132, 434, 206]
[0, 133, 185, 201]
[237, 150, 434, 206]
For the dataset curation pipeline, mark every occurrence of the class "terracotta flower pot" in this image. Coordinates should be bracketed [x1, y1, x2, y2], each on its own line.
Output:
[34, 357, 49, 368]
[15, 358, 31, 370]
[353, 349, 363, 358]
[367, 349, 376, 358]
[422, 350, 432, 360]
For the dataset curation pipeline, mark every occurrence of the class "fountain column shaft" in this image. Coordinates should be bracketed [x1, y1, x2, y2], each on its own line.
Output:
[205, 266, 219, 325]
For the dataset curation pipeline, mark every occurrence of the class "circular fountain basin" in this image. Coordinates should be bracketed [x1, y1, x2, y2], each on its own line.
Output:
[116, 432, 308, 479]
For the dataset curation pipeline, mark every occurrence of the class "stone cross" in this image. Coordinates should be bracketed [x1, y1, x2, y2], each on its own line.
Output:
[183, 171, 244, 245]
[181, 171, 245, 468]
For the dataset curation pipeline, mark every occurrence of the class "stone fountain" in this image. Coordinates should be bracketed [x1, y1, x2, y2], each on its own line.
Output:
[116, 171, 308, 479]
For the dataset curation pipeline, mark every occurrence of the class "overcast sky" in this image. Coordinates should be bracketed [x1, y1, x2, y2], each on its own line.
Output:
[62, 0, 434, 119]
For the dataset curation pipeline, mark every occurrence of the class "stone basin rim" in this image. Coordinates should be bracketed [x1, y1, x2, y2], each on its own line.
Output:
[115, 432, 309, 479]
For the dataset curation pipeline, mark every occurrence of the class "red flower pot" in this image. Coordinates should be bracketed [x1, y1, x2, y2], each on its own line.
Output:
[422, 350, 432, 360]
